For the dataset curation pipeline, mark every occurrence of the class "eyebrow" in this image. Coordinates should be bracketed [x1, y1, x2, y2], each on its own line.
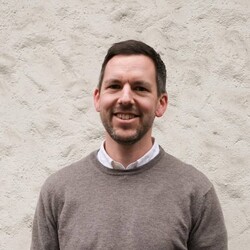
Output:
[103, 78, 122, 85]
[132, 80, 151, 87]
[104, 78, 151, 87]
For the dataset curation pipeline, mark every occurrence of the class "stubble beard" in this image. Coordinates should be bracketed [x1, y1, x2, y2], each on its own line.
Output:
[100, 114, 153, 145]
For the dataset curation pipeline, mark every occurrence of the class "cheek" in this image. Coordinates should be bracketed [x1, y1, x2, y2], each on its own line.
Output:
[99, 96, 115, 110]
[140, 99, 158, 112]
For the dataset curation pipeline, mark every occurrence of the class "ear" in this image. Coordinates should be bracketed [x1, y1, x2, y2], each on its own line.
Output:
[155, 93, 168, 117]
[93, 88, 101, 112]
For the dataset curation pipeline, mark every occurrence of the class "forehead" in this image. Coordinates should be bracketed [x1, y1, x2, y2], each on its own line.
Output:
[103, 55, 156, 79]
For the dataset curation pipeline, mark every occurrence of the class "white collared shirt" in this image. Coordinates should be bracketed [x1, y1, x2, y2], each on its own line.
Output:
[97, 139, 160, 170]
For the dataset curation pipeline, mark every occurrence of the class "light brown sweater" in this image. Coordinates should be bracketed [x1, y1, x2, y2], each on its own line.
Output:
[31, 147, 227, 249]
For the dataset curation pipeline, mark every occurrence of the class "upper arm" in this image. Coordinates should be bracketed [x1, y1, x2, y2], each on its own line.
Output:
[31, 187, 60, 250]
[188, 186, 228, 249]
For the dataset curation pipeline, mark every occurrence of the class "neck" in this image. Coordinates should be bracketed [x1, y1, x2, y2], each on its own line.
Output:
[104, 134, 154, 167]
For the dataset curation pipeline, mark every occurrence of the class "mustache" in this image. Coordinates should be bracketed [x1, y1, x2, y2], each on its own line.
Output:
[112, 106, 140, 115]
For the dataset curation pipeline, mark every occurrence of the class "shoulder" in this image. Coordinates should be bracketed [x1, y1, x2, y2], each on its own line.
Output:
[40, 150, 99, 195]
[157, 147, 213, 195]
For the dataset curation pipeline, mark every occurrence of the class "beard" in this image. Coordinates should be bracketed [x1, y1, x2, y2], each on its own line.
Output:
[100, 112, 154, 145]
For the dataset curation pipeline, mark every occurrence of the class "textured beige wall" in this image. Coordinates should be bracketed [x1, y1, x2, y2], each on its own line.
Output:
[0, 0, 249, 249]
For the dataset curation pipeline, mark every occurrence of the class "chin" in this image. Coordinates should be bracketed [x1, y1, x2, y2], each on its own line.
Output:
[110, 132, 144, 145]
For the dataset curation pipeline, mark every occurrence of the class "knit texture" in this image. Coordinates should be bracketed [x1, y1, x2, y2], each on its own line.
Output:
[31, 147, 227, 249]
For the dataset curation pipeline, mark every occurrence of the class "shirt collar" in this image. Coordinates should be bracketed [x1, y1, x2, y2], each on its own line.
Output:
[97, 139, 160, 170]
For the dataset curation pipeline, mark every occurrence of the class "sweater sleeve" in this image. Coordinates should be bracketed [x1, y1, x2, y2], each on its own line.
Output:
[187, 186, 228, 250]
[30, 186, 60, 250]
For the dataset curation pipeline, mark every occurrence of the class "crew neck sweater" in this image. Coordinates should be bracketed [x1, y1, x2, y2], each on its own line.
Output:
[31, 147, 227, 250]
[97, 139, 159, 169]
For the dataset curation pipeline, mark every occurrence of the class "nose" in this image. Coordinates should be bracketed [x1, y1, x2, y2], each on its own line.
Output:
[118, 84, 134, 106]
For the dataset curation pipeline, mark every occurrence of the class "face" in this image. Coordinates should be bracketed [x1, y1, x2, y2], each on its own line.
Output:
[94, 55, 167, 145]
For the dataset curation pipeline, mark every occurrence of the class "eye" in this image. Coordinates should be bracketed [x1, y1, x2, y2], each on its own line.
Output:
[108, 84, 121, 90]
[134, 86, 148, 92]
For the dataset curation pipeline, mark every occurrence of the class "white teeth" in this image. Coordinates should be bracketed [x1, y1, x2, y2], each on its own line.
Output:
[116, 114, 136, 120]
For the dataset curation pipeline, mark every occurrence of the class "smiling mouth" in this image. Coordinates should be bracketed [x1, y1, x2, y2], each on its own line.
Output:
[115, 113, 138, 120]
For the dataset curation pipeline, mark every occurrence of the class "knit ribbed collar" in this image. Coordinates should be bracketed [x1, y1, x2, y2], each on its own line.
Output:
[93, 146, 165, 175]
[97, 139, 160, 170]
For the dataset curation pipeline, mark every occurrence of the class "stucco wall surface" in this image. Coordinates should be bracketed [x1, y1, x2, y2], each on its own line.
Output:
[0, 0, 249, 249]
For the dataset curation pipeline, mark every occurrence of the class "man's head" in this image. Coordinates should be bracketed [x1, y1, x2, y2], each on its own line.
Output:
[98, 40, 167, 96]
[94, 40, 168, 147]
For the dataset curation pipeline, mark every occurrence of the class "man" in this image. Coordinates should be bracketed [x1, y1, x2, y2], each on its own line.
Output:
[31, 40, 227, 249]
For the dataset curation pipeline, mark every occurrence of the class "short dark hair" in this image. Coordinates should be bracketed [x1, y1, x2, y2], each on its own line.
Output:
[98, 40, 167, 96]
